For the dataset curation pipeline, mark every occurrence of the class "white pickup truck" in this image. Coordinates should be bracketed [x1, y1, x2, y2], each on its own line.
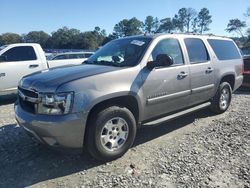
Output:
[0, 43, 86, 96]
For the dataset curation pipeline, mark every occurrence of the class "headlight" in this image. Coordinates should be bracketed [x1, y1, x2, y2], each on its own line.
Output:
[37, 92, 73, 115]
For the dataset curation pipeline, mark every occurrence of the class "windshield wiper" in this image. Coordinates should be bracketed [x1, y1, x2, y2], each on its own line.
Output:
[85, 60, 121, 67]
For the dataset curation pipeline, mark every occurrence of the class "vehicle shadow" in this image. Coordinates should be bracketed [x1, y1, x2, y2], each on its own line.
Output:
[235, 87, 250, 95]
[0, 108, 213, 188]
[0, 94, 17, 105]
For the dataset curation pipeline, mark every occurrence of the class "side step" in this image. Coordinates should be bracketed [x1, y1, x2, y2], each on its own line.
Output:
[143, 102, 211, 126]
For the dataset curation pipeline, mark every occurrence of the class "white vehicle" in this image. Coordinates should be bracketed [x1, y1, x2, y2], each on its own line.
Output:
[0, 43, 89, 96]
[48, 51, 94, 68]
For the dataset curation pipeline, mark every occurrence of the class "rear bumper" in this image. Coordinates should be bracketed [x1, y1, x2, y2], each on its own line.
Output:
[15, 104, 88, 149]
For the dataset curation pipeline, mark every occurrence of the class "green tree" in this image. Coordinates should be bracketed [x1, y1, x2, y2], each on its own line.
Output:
[173, 8, 186, 32]
[50, 27, 81, 48]
[23, 31, 50, 48]
[158, 18, 175, 33]
[192, 17, 199, 33]
[72, 27, 107, 50]
[114, 17, 143, 37]
[185, 8, 197, 32]
[173, 8, 197, 32]
[196, 8, 212, 34]
[244, 7, 250, 18]
[0, 32, 22, 44]
[226, 19, 246, 37]
[144, 16, 159, 33]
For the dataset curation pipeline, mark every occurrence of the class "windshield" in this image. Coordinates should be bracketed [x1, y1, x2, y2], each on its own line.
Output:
[0, 45, 8, 51]
[86, 37, 152, 67]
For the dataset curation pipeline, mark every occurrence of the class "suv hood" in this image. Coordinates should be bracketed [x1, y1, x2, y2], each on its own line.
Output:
[20, 64, 120, 92]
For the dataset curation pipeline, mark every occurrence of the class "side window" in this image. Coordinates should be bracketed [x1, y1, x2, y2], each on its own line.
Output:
[207, 39, 241, 60]
[2, 46, 37, 62]
[84, 53, 93, 58]
[53, 55, 66, 60]
[68, 54, 78, 59]
[151, 38, 184, 65]
[184, 38, 209, 63]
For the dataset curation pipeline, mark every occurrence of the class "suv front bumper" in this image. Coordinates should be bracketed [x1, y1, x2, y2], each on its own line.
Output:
[15, 104, 88, 149]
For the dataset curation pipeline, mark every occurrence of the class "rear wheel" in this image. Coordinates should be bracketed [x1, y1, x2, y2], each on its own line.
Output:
[210, 82, 232, 114]
[85, 106, 136, 161]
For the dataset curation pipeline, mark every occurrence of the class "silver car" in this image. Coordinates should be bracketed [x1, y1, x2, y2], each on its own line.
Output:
[15, 34, 243, 161]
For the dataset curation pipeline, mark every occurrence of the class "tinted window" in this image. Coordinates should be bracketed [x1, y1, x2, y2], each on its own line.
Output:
[2, 46, 37, 61]
[184, 38, 209, 63]
[152, 38, 184, 65]
[208, 39, 241, 60]
[84, 53, 93, 58]
[53, 55, 67, 60]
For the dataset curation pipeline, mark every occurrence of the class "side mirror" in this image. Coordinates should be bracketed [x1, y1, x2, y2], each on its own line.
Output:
[147, 54, 173, 70]
[0, 55, 7, 62]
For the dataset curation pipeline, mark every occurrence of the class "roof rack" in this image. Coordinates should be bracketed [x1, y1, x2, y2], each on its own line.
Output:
[164, 32, 229, 38]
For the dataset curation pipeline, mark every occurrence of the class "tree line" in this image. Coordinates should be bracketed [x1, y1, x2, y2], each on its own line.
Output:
[0, 7, 249, 50]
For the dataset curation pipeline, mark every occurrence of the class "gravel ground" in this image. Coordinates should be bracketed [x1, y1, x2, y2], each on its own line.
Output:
[0, 91, 249, 188]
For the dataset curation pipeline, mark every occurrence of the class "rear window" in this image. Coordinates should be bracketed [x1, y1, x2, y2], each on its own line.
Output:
[2, 46, 37, 61]
[207, 39, 241, 60]
[184, 38, 209, 63]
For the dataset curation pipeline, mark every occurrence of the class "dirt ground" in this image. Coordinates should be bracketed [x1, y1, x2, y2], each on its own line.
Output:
[0, 91, 249, 188]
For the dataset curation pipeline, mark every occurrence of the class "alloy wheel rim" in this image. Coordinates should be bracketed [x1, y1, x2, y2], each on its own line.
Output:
[219, 88, 230, 110]
[100, 117, 129, 151]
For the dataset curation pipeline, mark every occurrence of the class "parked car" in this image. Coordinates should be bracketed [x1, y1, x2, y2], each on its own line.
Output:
[242, 55, 250, 88]
[15, 34, 243, 161]
[48, 52, 94, 67]
[0, 43, 90, 96]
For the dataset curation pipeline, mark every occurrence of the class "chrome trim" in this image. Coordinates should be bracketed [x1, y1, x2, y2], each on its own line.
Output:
[147, 90, 191, 105]
[18, 88, 40, 103]
[191, 84, 214, 94]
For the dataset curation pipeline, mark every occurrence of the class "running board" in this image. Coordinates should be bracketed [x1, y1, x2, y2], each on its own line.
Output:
[143, 102, 211, 126]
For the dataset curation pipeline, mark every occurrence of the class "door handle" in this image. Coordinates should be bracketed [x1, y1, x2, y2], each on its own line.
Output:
[206, 67, 214, 73]
[0, 73, 6, 77]
[29, 64, 39, 68]
[178, 71, 188, 79]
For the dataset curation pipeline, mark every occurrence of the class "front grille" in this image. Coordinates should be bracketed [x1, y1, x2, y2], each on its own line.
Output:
[18, 87, 38, 114]
[243, 58, 250, 71]
[18, 87, 38, 98]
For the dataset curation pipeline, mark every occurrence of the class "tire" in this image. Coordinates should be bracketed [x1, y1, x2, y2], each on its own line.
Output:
[210, 82, 232, 114]
[85, 106, 137, 161]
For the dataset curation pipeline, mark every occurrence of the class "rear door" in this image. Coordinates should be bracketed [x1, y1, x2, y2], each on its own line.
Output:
[142, 38, 191, 120]
[184, 38, 215, 105]
[0, 46, 41, 93]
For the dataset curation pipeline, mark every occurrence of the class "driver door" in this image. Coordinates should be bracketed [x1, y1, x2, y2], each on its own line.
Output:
[0, 46, 41, 94]
[141, 38, 191, 120]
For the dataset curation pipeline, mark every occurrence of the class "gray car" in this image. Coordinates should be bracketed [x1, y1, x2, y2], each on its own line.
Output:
[15, 34, 243, 161]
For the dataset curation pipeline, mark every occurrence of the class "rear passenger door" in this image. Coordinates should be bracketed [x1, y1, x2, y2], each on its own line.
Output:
[184, 38, 215, 105]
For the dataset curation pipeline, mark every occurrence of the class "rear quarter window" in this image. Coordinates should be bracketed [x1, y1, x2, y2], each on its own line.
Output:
[207, 39, 241, 60]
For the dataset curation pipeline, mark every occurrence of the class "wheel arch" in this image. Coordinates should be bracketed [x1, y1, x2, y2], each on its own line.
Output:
[85, 92, 142, 127]
[220, 74, 235, 91]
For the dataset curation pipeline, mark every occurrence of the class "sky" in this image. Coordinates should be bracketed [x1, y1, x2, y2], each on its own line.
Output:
[0, 0, 249, 37]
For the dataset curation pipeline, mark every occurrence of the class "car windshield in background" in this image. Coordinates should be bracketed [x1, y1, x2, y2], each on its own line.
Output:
[86, 37, 152, 67]
[0, 45, 9, 51]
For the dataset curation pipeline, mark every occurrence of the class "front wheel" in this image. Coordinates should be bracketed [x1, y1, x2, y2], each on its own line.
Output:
[210, 82, 232, 114]
[85, 106, 137, 161]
